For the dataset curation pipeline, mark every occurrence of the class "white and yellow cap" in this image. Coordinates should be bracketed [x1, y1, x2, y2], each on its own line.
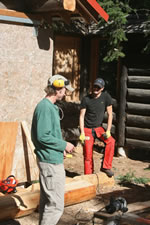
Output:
[48, 74, 74, 92]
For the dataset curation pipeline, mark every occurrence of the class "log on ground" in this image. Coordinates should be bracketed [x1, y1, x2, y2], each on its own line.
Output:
[1, 172, 114, 221]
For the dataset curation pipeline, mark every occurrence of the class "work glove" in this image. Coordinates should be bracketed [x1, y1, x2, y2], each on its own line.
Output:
[79, 133, 85, 144]
[102, 130, 111, 140]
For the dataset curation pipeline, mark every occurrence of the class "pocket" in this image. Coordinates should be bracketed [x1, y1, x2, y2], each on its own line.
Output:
[46, 175, 55, 190]
[42, 168, 55, 190]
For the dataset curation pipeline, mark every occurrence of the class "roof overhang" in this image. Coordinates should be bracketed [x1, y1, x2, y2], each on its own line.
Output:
[0, 0, 101, 25]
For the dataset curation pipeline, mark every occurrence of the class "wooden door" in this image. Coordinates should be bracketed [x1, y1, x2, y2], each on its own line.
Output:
[53, 35, 81, 102]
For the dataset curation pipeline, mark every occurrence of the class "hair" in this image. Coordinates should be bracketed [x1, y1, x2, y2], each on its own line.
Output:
[44, 85, 56, 95]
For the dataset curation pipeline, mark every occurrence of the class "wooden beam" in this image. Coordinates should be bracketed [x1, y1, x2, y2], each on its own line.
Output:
[76, 0, 99, 23]
[57, 11, 71, 24]
[63, 0, 76, 12]
[0, 8, 41, 20]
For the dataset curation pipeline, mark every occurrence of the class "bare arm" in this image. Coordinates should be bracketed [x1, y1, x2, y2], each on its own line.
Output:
[106, 105, 113, 132]
[79, 108, 86, 134]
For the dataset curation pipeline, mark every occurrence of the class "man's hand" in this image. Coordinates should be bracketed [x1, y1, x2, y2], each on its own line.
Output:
[63, 150, 67, 158]
[65, 142, 74, 153]
[79, 133, 85, 144]
[103, 130, 111, 139]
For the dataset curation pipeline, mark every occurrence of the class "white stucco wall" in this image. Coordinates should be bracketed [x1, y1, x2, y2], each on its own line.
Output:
[0, 23, 54, 182]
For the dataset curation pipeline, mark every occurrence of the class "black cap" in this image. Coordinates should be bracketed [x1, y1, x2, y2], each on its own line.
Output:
[94, 78, 105, 88]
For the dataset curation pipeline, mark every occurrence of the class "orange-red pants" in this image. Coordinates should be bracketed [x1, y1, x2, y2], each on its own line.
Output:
[83, 127, 115, 174]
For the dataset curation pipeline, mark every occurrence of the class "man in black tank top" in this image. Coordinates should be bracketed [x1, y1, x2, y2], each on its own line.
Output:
[79, 78, 115, 177]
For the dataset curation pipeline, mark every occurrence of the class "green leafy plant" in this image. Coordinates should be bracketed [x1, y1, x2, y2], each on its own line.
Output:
[117, 171, 150, 185]
[97, 0, 150, 62]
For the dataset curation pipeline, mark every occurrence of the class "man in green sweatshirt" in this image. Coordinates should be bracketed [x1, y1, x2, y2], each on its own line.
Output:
[31, 75, 75, 225]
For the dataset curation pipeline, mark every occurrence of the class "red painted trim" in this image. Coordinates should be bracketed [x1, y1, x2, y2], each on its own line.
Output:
[87, 0, 109, 22]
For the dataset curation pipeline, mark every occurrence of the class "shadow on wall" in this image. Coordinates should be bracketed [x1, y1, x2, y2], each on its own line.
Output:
[56, 102, 80, 141]
[37, 28, 53, 50]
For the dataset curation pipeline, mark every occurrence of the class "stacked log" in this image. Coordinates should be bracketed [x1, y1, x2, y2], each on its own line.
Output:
[126, 68, 150, 150]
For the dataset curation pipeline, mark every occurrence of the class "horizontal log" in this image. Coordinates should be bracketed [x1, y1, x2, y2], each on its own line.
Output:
[102, 123, 116, 137]
[112, 98, 118, 111]
[127, 88, 150, 104]
[128, 76, 150, 89]
[65, 180, 96, 206]
[103, 112, 116, 123]
[62, 128, 80, 141]
[125, 138, 150, 150]
[126, 127, 150, 141]
[128, 68, 150, 76]
[126, 102, 150, 116]
[126, 114, 150, 128]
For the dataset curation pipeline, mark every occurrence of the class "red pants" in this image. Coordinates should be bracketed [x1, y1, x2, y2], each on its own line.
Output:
[83, 127, 115, 174]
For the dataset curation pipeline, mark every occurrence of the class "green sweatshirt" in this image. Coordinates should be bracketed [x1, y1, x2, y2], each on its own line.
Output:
[31, 98, 67, 164]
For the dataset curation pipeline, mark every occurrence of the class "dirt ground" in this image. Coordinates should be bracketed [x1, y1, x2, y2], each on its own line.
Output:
[1, 143, 150, 225]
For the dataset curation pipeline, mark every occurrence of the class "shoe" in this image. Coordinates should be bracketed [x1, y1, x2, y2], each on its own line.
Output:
[100, 168, 114, 177]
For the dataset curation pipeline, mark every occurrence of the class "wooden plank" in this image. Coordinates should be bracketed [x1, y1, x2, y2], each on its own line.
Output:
[21, 121, 36, 162]
[21, 126, 32, 185]
[20, 121, 39, 182]
[0, 122, 18, 179]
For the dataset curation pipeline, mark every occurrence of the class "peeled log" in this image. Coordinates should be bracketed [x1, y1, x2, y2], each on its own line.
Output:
[65, 180, 96, 206]
[0, 172, 115, 221]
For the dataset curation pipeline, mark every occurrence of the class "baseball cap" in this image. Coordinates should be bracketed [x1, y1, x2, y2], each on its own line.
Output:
[94, 78, 105, 88]
[48, 74, 74, 92]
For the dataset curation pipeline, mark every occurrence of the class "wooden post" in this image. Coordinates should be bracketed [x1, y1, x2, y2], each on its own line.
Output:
[117, 66, 128, 151]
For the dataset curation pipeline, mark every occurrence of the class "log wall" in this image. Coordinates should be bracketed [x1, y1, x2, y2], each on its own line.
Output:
[120, 67, 150, 151]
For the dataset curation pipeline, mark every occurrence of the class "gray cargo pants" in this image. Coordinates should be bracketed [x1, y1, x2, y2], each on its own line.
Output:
[37, 161, 65, 225]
